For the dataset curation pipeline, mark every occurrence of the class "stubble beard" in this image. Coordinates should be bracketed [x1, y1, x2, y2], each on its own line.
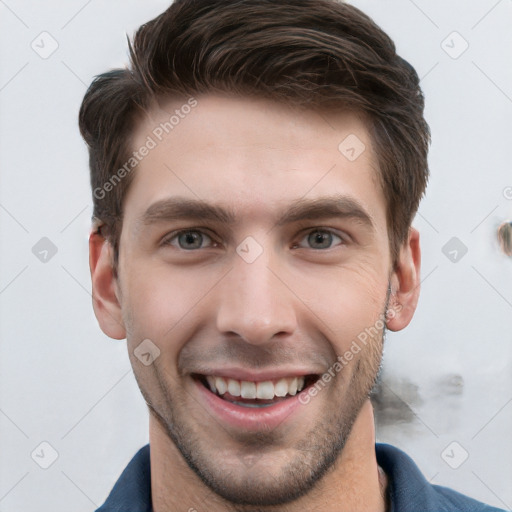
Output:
[135, 322, 385, 510]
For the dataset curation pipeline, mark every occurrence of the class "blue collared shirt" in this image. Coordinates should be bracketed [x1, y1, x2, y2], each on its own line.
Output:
[96, 443, 506, 511]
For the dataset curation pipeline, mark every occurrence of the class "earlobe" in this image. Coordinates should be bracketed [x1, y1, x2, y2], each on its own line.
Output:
[89, 231, 127, 340]
[386, 228, 421, 332]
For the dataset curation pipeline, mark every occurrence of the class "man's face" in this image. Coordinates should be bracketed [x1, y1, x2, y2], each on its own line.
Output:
[115, 95, 393, 505]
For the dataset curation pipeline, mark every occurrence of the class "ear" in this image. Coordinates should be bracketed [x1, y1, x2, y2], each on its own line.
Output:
[386, 227, 421, 332]
[89, 231, 126, 339]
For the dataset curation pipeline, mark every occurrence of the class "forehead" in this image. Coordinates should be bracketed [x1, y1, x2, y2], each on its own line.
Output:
[123, 94, 386, 231]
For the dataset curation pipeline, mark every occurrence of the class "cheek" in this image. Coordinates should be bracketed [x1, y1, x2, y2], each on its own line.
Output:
[294, 259, 388, 352]
[120, 261, 219, 350]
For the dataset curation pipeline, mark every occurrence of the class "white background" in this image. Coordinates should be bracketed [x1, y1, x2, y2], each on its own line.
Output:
[0, 1, 511, 510]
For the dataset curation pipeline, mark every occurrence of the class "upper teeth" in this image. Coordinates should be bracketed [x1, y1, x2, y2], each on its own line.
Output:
[205, 376, 306, 399]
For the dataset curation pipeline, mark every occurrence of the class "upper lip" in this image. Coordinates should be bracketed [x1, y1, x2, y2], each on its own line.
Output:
[192, 367, 320, 382]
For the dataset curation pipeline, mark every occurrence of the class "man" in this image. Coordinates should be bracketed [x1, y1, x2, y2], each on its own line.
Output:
[79, 0, 505, 510]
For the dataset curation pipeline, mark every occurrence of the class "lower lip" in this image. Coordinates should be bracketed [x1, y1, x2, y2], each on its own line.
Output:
[194, 378, 309, 431]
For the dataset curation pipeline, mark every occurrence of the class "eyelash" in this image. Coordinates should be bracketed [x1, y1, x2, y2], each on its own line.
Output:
[161, 227, 348, 251]
[161, 228, 217, 249]
[293, 228, 346, 250]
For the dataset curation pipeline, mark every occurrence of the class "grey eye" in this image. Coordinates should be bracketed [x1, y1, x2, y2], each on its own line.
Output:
[176, 231, 208, 250]
[298, 230, 343, 250]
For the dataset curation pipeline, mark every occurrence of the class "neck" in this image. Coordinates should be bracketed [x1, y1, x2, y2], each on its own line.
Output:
[150, 399, 387, 512]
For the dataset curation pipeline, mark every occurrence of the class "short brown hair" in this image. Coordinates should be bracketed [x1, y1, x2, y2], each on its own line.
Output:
[79, 0, 430, 270]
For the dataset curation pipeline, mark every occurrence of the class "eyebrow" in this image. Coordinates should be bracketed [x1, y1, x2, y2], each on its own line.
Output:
[137, 195, 374, 230]
[139, 197, 236, 227]
[276, 196, 374, 229]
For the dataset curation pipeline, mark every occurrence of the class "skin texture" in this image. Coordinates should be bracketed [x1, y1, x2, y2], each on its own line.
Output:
[89, 95, 421, 511]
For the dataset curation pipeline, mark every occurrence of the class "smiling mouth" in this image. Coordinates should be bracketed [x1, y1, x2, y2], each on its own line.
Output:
[194, 374, 319, 408]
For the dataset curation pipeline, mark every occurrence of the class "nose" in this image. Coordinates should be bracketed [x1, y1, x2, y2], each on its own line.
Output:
[215, 247, 298, 346]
